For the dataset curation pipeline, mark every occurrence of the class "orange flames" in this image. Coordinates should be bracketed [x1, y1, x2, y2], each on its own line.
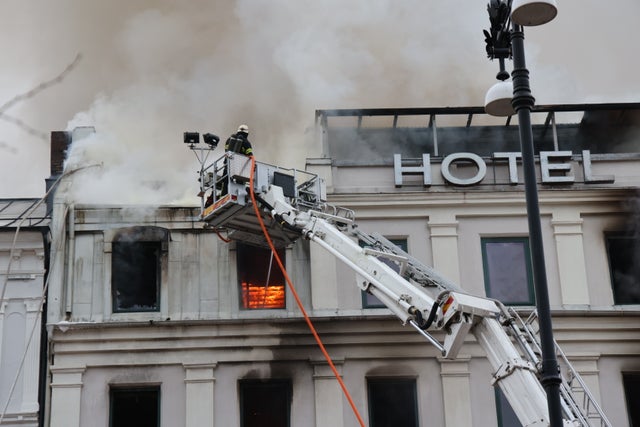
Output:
[241, 282, 285, 309]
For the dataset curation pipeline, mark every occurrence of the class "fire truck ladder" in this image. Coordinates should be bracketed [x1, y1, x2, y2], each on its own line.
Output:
[354, 230, 465, 294]
[509, 309, 614, 427]
[197, 153, 612, 426]
[353, 231, 612, 427]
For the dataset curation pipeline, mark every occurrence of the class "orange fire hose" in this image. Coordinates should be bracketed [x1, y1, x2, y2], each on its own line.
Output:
[248, 156, 366, 427]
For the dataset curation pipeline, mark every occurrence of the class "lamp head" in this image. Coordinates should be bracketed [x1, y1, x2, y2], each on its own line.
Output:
[485, 80, 515, 117]
[510, 0, 557, 26]
[184, 132, 199, 145]
[203, 133, 220, 148]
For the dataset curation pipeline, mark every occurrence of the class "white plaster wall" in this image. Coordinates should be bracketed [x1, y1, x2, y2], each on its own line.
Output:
[598, 357, 640, 427]
[79, 365, 185, 427]
[0, 229, 44, 426]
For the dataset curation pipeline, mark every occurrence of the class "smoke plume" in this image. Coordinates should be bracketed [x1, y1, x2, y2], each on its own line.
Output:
[0, 0, 639, 201]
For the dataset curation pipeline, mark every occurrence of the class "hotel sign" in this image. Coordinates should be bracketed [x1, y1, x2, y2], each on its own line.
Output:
[394, 150, 615, 187]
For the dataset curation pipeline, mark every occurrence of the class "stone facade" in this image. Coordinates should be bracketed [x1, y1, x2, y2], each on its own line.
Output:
[44, 104, 640, 426]
[0, 200, 48, 427]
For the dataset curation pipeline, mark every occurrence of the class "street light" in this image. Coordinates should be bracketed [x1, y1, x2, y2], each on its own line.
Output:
[184, 131, 220, 210]
[483, 1, 563, 426]
[511, 0, 557, 27]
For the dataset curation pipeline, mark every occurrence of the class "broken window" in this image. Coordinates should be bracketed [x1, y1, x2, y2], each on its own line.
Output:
[110, 387, 160, 427]
[606, 233, 640, 304]
[111, 227, 167, 313]
[481, 237, 535, 305]
[237, 242, 286, 309]
[367, 377, 418, 427]
[239, 379, 291, 427]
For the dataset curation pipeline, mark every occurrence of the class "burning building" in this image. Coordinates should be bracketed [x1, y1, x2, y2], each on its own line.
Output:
[40, 102, 640, 426]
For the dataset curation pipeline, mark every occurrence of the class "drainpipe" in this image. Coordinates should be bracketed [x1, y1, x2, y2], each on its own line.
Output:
[38, 228, 50, 427]
[64, 204, 75, 318]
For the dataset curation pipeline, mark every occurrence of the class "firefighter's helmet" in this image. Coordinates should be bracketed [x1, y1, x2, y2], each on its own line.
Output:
[237, 124, 249, 134]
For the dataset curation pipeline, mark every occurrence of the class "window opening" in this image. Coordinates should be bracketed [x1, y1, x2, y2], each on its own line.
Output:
[495, 387, 521, 427]
[238, 243, 286, 309]
[110, 387, 160, 427]
[367, 378, 418, 427]
[111, 226, 167, 313]
[481, 237, 535, 305]
[623, 372, 640, 426]
[112, 241, 161, 312]
[239, 379, 291, 427]
[606, 233, 640, 305]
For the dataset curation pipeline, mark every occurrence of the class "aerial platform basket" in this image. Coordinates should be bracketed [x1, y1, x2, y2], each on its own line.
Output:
[198, 153, 326, 248]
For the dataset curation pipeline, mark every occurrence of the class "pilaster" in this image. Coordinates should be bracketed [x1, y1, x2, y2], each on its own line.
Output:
[551, 209, 590, 305]
[311, 359, 345, 427]
[49, 366, 86, 427]
[21, 298, 42, 413]
[566, 354, 603, 404]
[310, 243, 339, 310]
[184, 363, 217, 427]
[428, 214, 461, 284]
[439, 356, 473, 427]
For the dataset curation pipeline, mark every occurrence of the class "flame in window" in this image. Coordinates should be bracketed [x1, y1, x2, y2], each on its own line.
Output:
[241, 282, 285, 309]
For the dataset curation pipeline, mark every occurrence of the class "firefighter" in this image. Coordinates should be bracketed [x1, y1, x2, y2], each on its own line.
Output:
[214, 124, 254, 200]
[224, 124, 253, 156]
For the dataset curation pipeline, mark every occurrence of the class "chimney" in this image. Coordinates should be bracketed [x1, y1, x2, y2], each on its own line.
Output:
[46, 127, 95, 210]
[46, 131, 71, 211]
[49, 131, 71, 177]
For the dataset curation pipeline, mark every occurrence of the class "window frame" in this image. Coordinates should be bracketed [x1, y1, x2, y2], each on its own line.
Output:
[481, 236, 535, 306]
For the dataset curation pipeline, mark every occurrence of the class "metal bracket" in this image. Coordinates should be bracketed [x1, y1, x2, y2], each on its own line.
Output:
[492, 358, 537, 385]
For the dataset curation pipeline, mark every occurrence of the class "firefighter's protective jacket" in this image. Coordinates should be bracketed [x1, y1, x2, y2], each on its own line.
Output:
[224, 132, 253, 156]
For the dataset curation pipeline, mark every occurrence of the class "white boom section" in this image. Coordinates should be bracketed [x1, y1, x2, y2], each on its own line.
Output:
[196, 154, 608, 426]
[263, 185, 571, 427]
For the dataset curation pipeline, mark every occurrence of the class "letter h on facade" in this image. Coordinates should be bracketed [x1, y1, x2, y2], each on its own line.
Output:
[394, 154, 432, 187]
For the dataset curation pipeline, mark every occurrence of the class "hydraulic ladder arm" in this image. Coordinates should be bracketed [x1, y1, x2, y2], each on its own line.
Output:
[196, 154, 611, 427]
[262, 184, 565, 426]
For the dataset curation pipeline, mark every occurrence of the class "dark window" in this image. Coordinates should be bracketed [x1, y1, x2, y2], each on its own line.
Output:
[239, 379, 291, 427]
[112, 241, 161, 312]
[361, 238, 408, 308]
[367, 378, 418, 427]
[606, 233, 640, 304]
[237, 243, 286, 309]
[481, 237, 535, 305]
[495, 387, 521, 427]
[111, 227, 167, 313]
[110, 387, 160, 427]
[623, 372, 640, 426]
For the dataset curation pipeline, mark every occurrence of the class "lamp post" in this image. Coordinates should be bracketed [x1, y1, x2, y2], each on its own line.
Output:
[484, 1, 563, 425]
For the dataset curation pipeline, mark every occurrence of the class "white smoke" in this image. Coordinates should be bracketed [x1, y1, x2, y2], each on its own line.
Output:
[59, 0, 494, 204]
[1, 0, 639, 200]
